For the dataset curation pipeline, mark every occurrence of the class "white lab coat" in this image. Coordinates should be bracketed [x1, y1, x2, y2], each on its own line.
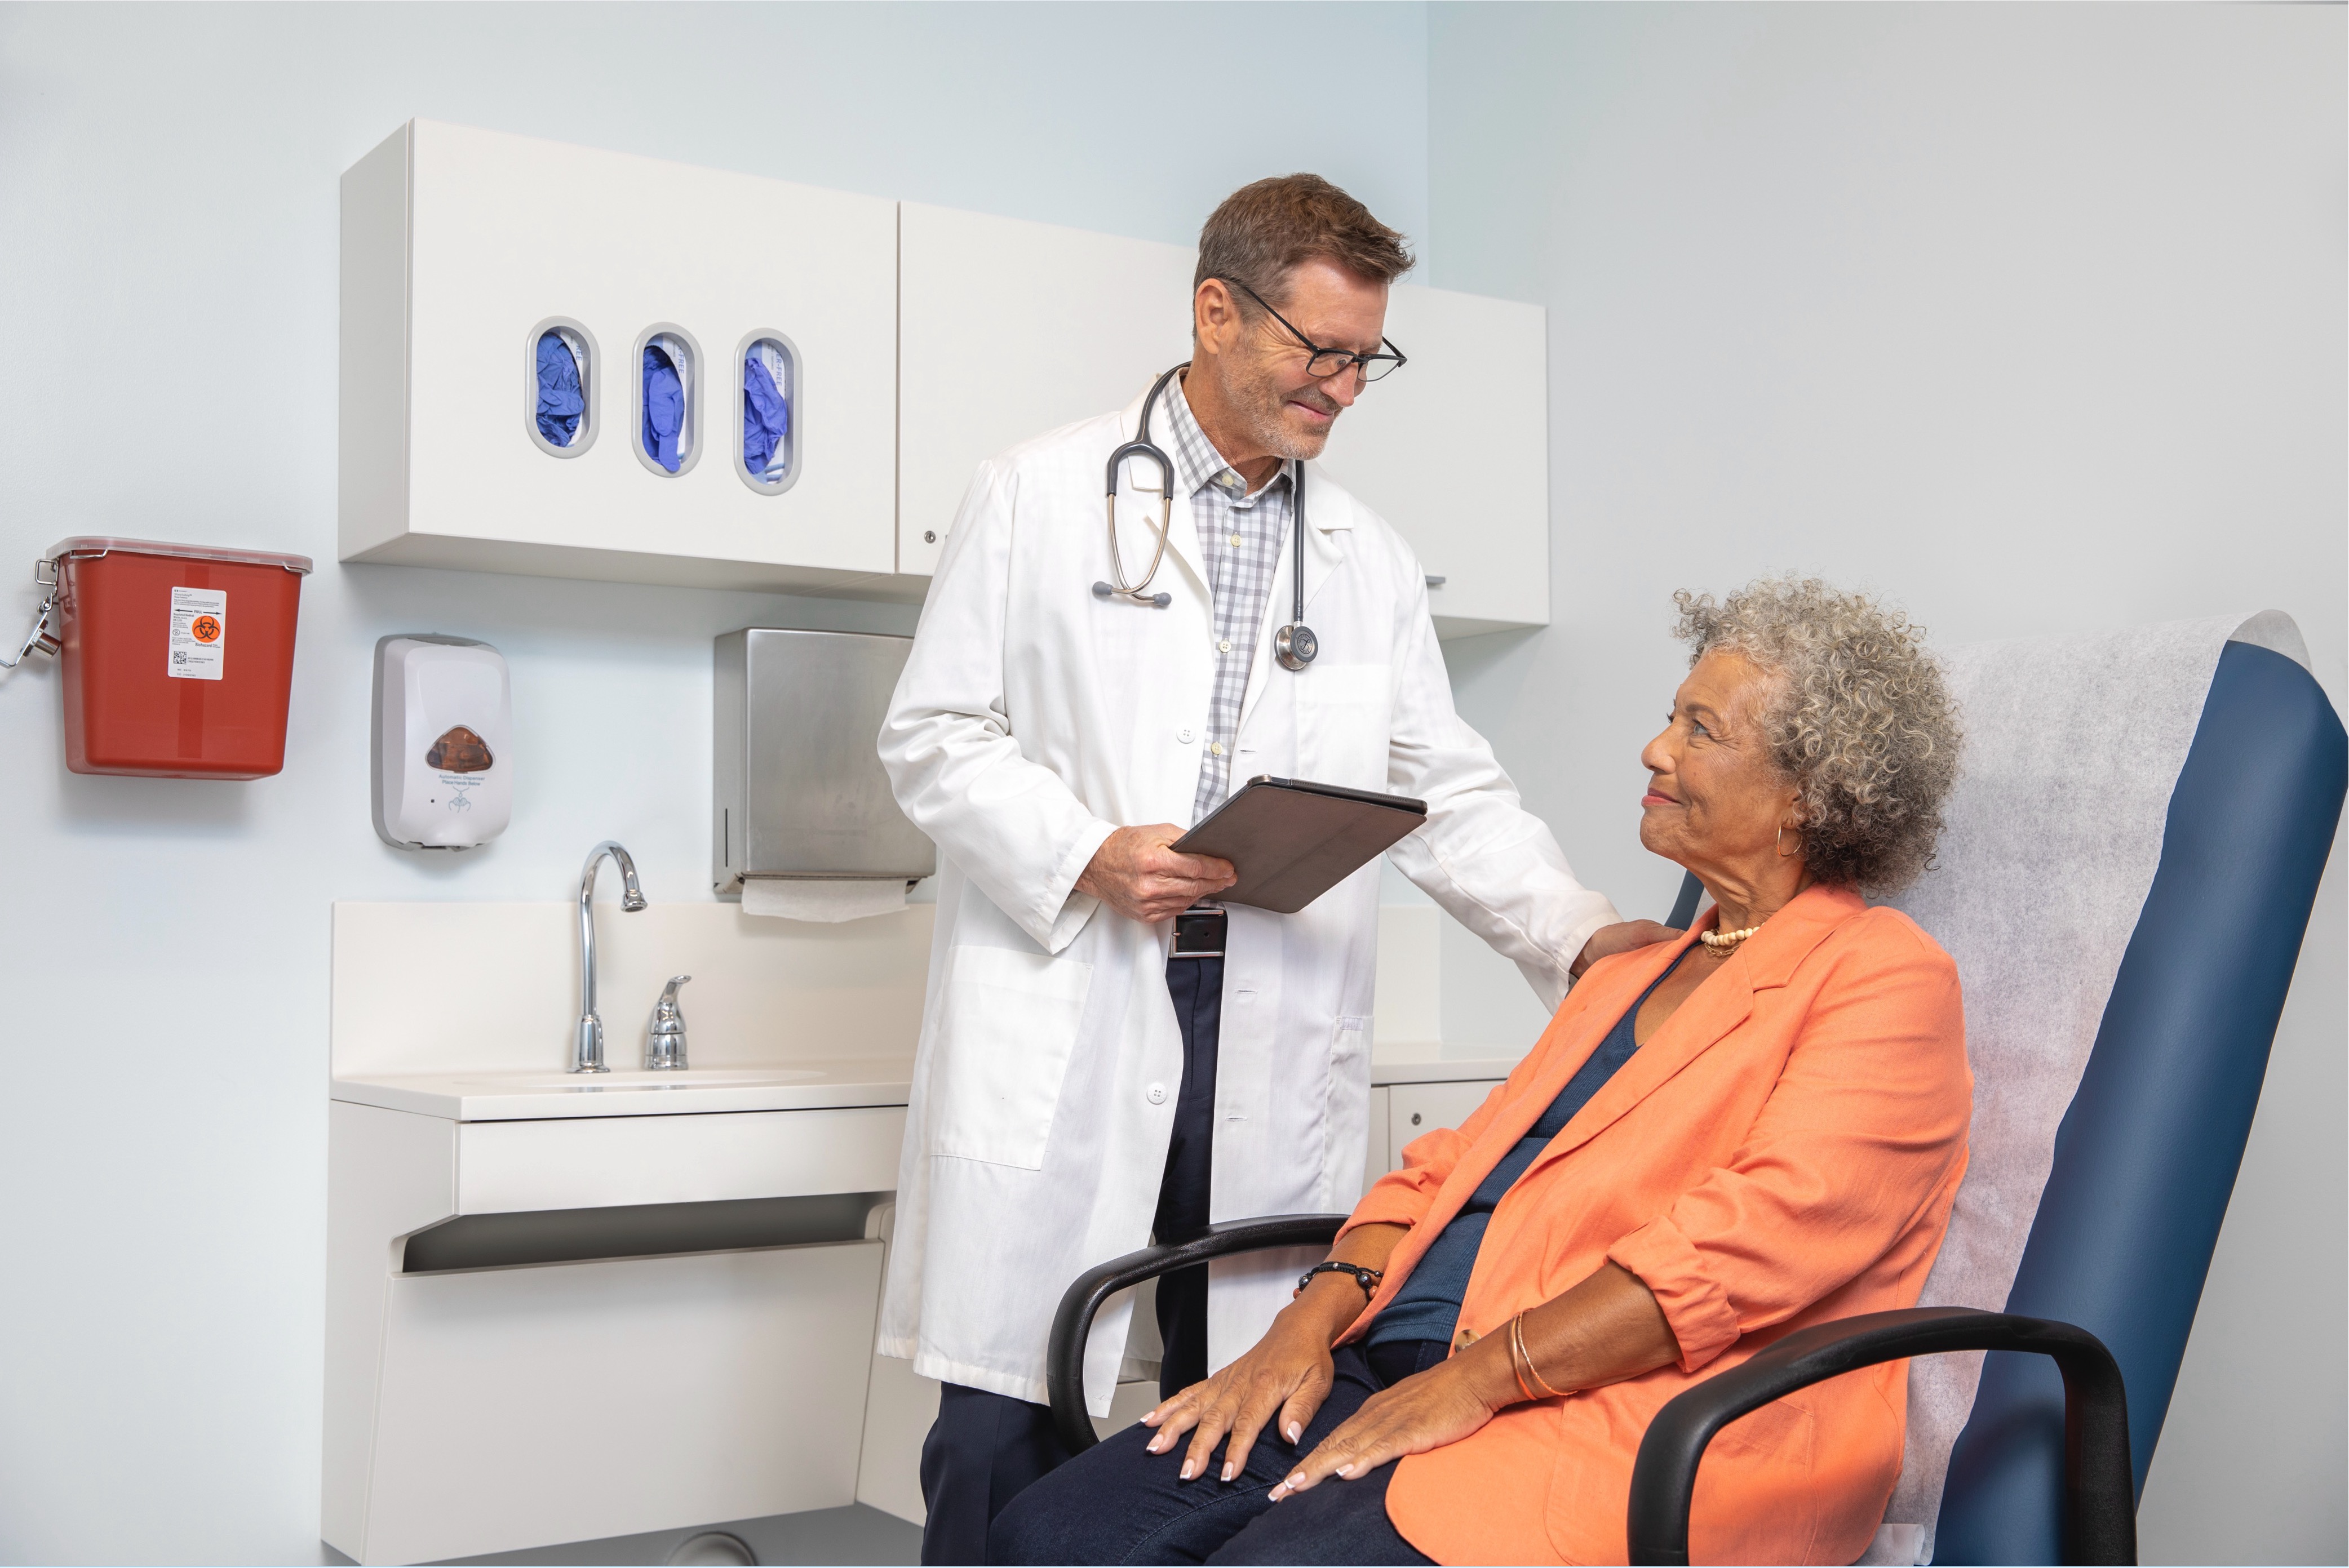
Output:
[876, 385, 1618, 1412]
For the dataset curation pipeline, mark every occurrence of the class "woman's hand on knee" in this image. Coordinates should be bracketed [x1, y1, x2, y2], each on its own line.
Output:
[1141, 1313, 1336, 1485]
[1266, 1357, 1505, 1502]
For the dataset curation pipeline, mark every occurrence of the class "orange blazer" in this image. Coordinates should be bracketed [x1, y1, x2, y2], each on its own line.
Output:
[1341, 885, 1970, 1566]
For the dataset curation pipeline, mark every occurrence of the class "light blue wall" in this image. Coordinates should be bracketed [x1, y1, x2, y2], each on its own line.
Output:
[0, 5, 1427, 1561]
[2, 3, 2341, 1563]
[1425, 5, 2346, 1563]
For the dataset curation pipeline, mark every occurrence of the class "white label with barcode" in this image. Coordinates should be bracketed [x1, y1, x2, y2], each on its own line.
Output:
[167, 587, 227, 681]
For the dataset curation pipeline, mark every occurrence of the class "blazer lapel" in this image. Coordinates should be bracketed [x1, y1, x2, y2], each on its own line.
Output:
[1519, 883, 1870, 1181]
[1360, 936, 1701, 1310]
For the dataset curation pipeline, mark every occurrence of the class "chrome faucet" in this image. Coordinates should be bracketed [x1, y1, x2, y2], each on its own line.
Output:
[573, 840, 647, 1073]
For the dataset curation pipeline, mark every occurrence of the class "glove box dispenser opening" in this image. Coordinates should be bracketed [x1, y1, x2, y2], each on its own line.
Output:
[735, 330, 800, 495]
[633, 323, 702, 477]
[525, 318, 598, 459]
[44, 536, 312, 779]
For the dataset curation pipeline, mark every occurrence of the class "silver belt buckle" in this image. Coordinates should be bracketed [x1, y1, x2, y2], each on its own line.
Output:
[1171, 905, 1226, 958]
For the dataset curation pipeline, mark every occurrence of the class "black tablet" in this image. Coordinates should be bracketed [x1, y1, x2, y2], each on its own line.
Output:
[1171, 776, 1429, 914]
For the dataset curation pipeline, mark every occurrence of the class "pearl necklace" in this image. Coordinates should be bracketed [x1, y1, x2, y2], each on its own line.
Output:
[1699, 923, 1761, 953]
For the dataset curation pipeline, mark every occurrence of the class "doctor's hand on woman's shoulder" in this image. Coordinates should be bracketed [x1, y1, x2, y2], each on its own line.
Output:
[1571, 919, 1682, 980]
[1076, 825, 1238, 923]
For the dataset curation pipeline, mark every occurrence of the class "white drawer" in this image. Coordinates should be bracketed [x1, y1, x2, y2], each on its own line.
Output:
[1388, 1080, 1501, 1162]
[456, 1105, 906, 1214]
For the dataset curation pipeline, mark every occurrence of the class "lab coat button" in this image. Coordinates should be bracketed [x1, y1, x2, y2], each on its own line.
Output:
[1146, 1083, 1168, 1105]
[1177, 726, 1195, 744]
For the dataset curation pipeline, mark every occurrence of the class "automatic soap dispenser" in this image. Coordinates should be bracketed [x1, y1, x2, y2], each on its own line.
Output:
[373, 634, 513, 851]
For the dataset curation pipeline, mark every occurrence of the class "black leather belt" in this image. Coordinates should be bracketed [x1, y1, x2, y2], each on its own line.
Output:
[1171, 905, 1226, 958]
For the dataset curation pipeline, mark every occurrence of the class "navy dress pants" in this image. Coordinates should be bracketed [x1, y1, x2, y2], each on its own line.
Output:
[917, 958, 1225, 1566]
[989, 1340, 1443, 1566]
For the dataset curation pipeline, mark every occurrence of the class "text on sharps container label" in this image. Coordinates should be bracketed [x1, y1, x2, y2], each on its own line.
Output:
[167, 587, 227, 681]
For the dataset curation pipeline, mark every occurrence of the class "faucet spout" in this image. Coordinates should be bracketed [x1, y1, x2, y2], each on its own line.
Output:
[574, 840, 646, 1073]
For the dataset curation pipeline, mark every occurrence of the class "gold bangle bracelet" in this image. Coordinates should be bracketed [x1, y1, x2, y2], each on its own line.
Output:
[1515, 1313, 1571, 1401]
[1505, 1314, 1540, 1403]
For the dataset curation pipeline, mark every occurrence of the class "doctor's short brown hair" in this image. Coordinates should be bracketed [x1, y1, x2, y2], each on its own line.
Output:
[1195, 175, 1415, 310]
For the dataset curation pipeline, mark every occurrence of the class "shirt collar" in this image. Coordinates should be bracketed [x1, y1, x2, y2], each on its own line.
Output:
[1164, 372, 1289, 504]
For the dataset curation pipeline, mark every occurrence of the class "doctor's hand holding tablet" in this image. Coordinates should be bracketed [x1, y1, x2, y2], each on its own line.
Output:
[875, 173, 1660, 1566]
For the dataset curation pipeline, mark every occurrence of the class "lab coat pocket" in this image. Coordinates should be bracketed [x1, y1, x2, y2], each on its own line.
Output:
[928, 944, 1094, 1170]
[1300, 663, 1393, 789]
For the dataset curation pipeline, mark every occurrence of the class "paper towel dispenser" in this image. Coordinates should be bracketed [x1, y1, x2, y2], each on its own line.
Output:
[713, 628, 936, 895]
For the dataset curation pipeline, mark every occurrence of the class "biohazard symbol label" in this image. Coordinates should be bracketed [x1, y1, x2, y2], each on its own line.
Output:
[189, 615, 222, 644]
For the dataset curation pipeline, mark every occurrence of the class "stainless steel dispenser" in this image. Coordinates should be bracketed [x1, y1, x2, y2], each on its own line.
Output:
[712, 628, 936, 895]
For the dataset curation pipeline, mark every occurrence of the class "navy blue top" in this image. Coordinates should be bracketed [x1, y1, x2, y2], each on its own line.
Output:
[1367, 949, 1688, 1348]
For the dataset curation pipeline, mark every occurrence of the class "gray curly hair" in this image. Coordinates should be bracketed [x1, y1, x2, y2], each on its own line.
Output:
[1673, 576, 1962, 892]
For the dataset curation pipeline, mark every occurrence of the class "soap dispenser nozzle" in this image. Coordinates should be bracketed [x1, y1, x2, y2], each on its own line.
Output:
[646, 975, 692, 1071]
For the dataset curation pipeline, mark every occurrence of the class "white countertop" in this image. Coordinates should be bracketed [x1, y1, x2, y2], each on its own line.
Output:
[332, 1044, 1526, 1122]
[330, 1056, 921, 1122]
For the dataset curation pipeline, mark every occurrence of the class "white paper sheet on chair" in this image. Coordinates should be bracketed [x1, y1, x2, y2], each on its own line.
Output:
[1868, 611, 2307, 1565]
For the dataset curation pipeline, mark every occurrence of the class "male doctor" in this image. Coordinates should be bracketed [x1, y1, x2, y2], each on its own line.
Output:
[878, 175, 1658, 1563]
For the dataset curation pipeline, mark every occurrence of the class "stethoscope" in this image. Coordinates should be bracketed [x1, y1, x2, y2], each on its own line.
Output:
[1093, 363, 1318, 672]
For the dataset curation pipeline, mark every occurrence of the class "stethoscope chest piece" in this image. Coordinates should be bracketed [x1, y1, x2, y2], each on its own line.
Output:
[1275, 621, 1318, 671]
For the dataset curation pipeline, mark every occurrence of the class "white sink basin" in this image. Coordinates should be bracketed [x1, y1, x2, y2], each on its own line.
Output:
[451, 1069, 826, 1091]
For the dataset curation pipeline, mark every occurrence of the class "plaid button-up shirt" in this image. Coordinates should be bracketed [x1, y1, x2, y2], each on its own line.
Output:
[1162, 375, 1293, 823]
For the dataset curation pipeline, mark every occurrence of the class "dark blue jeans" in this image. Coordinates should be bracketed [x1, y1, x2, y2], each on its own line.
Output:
[989, 1341, 1442, 1566]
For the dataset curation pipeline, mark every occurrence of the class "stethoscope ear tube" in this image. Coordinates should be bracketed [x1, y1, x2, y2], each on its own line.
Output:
[1098, 366, 1187, 610]
[1097, 362, 1318, 666]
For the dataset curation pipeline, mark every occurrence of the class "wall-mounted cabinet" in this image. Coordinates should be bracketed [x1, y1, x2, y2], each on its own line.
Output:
[339, 121, 902, 596]
[1317, 284, 1552, 637]
[340, 123, 1549, 633]
[896, 202, 1196, 579]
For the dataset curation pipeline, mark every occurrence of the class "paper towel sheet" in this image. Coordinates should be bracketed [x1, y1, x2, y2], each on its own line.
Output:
[1873, 612, 2306, 1563]
[739, 878, 908, 922]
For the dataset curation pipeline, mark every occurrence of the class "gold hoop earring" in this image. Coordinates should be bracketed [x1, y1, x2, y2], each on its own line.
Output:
[1776, 824, 1798, 859]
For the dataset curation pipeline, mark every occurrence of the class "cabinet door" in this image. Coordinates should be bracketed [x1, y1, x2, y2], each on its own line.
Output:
[897, 202, 1195, 577]
[345, 120, 901, 592]
[1387, 1080, 1504, 1163]
[1316, 284, 1549, 637]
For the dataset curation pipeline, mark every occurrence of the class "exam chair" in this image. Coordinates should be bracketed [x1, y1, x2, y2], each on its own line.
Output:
[1046, 619, 2345, 1566]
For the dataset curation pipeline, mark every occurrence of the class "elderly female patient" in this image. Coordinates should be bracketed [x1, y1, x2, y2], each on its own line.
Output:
[994, 577, 1970, 1567]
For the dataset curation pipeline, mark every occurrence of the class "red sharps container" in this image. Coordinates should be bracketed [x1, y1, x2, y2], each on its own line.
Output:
[46, 537, 314, 779]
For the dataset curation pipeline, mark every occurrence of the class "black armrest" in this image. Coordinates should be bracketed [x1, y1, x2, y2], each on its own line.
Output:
[1046, 1214, 1348, 1455]
[1627, 1306, 2134, 1567]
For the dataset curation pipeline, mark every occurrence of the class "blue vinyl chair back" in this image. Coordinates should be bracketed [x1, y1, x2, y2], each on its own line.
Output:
[1931, 641, 2345, 1562]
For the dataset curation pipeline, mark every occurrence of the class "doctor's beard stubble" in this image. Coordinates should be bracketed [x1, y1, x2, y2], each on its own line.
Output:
[1225, 353, 1344, 464]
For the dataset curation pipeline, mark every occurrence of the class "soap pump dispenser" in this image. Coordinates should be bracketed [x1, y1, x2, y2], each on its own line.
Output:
[646, 975, 691, 1070]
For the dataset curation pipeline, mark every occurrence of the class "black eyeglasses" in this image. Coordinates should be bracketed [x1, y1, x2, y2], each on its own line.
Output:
[1217, 277, 1408, 384]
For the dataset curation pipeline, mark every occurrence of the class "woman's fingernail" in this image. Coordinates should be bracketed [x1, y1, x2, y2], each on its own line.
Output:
[1221, 1462, 1235, 1482]
[1146, 1435, 1164, 1452]
[1180, 1461, 1195, 1480]
[1336, 1464, 1354, 1477]
[1286, 1422, 1301, 1442]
